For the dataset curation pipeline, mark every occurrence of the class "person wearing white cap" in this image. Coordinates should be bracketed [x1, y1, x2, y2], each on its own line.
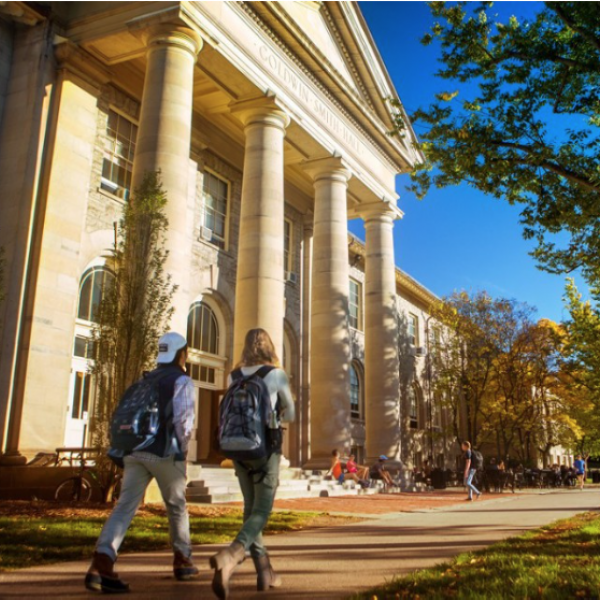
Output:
[85, 332, 198, 593]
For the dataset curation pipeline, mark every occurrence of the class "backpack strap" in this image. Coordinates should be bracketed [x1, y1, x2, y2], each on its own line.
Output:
[255, 365, 275, 380]
[231, 368, 244, 382]
[230, 365, 275, 382]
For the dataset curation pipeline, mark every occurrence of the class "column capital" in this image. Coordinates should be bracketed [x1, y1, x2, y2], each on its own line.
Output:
[144, 24, 203, 57]
[230, 96, 291, 130]
[303, 210, 314, 232]
[301, 156, 352, 184]
[359, 201, 403, 225]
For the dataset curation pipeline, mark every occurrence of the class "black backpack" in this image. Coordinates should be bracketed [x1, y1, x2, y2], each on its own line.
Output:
[109, 367, 181, 455]
[218, 366, 281, 461]
[472, 450, 484, 470]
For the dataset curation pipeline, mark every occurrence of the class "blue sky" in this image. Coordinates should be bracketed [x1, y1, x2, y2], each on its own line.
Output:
[353, 1, 587, 323]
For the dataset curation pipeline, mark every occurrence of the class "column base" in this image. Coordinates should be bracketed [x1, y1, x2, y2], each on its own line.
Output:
[0, 453, 28, 466]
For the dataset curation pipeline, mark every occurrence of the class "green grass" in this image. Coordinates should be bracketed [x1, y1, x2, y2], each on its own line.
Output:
[353, 512, 600, 600]
[0, 502, 347, 572]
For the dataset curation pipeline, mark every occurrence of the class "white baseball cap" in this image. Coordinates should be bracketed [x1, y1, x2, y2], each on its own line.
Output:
[156, 332, 188, 364]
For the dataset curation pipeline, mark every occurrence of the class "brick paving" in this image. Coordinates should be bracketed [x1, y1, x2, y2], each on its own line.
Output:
[269, 490, 511, 514]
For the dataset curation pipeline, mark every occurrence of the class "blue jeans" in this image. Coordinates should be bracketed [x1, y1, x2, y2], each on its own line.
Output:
[465, 468, 480, 499]
[233, 453, 281, 558]
[96, 455, 191, 561]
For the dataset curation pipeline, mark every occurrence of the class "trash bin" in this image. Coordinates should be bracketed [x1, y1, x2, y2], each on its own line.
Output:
[431, 468, 446, 489]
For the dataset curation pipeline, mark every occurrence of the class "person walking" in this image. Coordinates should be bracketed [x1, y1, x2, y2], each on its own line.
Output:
[85, 332, 197, 593]
[574, 454, 586, 490]
[209, 328, 295, 600]
[462, 441, 482, 501]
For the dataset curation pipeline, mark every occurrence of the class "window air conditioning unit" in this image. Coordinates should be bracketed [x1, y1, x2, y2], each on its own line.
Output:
[415, 346, 427, 357]
[200, 226, 213, 241]
[286, 272, 298, 284]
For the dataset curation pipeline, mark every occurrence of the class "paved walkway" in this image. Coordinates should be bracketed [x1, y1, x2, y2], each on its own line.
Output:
[1, 489, 597, 599]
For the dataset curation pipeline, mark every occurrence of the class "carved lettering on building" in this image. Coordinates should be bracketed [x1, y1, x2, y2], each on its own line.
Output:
[258, 45, 361, 153]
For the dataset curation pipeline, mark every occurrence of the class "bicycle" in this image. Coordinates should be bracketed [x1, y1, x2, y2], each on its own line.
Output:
[54, 448, 99, 502]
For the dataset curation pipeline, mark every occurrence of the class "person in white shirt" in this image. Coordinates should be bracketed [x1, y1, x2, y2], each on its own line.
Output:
[210, 328, 295, 600]
[85, 332, 198, 593]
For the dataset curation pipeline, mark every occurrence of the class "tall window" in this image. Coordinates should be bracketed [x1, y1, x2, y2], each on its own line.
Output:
[71, 371, 92, 420]
[284, 219, 292, 278]
[350, 362, 362, 419]
[408, 314, 419, 346]
[201, 171, 229, 249]
[408, 386, 418, 429]
[349, 279, 362, 330]
[101, 110, 137, 200]
[77, 267, 115, 323]
[187, 302, 219, 385]
[187, 302, 219, 355]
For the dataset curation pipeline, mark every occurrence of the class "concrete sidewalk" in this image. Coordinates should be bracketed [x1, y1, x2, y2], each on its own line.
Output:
[1, 489, 597, 599]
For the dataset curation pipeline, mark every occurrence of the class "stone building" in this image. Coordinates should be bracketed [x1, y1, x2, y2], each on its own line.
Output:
[0, 1, 452, 471]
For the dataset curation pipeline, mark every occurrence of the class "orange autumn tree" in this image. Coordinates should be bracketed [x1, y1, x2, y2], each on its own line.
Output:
[430, 291, 582, 464]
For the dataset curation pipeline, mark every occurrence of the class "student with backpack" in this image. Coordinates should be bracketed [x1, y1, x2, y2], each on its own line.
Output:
[210, 328, 295, 600]
[462, 441, 482, 501]
[85, 332, 197, 593]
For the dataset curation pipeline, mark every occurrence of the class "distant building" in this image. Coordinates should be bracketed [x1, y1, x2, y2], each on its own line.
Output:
[0, 1, 455, 470]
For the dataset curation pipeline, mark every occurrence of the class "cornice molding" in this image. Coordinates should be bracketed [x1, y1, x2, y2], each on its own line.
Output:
[54, 41, 112, 92]
[239, 2, 407, 173]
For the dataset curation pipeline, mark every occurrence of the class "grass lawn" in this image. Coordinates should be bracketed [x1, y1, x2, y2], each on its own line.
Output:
[0, 500, 351, 572]
[354, 511, 600, 600]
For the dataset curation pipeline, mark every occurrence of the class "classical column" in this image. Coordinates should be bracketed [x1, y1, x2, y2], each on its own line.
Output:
[231, 98, 290, 361]
[303, 157, 352, 468]
[362, 204, 401, 464]
[300, 214, 313, 464]
[131, 24, 202, 333]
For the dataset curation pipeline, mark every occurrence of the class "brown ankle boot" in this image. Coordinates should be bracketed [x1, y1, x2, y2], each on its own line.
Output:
[84, 551, 130, 593]
[173, 550, 199, 581]
[209, 541, 246, 600]
[252, 554, 282, 591]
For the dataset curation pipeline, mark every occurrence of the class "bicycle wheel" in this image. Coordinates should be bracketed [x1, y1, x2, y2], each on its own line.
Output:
[55, 476, 92, 502]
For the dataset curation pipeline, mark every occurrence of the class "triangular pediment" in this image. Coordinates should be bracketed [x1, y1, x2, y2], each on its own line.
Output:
[277, 1, 363, 97]
[248, 1, 421, 168]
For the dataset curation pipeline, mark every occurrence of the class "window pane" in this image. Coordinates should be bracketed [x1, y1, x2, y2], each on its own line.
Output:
[349, 280, 361, 330]
[350, 364, 360, 417]
[103, 110, 136, 199]
[73, 336, 87, 358]
[72, 373, 82, 419]
[188, 302, 219, 354]
[78, 277, 92, 320]
[201, 172, 228, 248]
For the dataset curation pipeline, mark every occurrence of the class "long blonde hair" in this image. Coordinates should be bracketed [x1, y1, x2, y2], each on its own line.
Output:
[236, 328, 281, 368]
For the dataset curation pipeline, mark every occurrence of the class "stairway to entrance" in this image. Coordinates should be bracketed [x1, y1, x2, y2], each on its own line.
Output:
[185, 465, 393, 504]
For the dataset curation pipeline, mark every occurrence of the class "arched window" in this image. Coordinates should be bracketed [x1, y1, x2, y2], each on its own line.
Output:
[77, 267, 114, 323]
[408, 385, 418, 429]
[350, 362, 362, 419]
[187, 302, 219, 354]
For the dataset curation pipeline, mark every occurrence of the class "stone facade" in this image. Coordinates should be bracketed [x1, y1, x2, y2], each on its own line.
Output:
[0, 1, 458, 472]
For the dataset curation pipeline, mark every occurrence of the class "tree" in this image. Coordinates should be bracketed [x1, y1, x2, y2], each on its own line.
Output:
[90, 171, 176, 501]
[429, 291, 503, 448]
[394, 2, 600, 284]
[430, 291, 580, 464]
[562, 276, 600, 457]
